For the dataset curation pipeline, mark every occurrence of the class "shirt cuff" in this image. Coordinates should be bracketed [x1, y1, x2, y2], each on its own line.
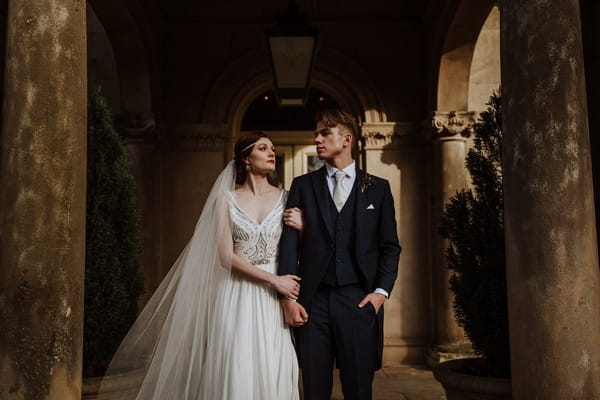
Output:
[373, 288, 389, 298]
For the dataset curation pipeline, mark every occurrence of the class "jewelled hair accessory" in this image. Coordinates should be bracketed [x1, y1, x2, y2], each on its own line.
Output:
[238, 141, 257, 156]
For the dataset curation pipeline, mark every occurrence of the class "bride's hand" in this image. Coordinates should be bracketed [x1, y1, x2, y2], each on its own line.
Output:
[271, 274, 301, 299]
[283, 207, 304, 232]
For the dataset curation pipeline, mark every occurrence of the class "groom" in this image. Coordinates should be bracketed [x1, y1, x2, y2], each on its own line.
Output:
[278, 109, 401, 400]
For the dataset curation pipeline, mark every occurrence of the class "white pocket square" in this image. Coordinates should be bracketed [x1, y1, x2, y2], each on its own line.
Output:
[366, 204, 375, 210]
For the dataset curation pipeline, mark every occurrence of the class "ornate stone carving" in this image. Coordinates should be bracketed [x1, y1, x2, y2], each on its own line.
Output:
[362, 123, 397, 146]
[164, 124, 230, 151]
[431, 111, 476, 138]
[361, 122, 423, 149]
[117, 112, 158, 144]
[117, 118, 230, 151]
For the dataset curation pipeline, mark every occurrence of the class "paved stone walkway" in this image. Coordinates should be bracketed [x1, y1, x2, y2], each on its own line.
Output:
[304, 365, 447, 400]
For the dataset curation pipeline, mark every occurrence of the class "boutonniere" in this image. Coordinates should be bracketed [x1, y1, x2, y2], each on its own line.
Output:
[359, 173, 374, 192]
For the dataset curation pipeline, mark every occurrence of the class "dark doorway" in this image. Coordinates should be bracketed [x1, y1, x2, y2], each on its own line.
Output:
[241, 88, 340, 131]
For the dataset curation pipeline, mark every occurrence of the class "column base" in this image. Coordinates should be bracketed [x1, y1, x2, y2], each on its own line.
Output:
[426, 343, 474, 368]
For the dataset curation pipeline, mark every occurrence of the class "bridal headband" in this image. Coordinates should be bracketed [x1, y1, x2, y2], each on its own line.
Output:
[237, 141, 257, 156]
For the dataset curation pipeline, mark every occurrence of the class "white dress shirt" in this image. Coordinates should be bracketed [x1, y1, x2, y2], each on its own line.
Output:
[324, 161, 389, 298]
[325, 161, 356, 203]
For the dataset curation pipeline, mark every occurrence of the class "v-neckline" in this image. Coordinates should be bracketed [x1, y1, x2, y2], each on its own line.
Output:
[230, 190, 284, 226]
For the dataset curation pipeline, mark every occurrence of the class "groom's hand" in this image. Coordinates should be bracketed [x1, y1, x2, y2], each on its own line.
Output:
[358, 293, 386, 314]
[282, 299, 309, 327]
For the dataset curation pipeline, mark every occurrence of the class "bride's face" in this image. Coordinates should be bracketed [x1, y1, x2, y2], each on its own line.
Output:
[246, 138, 276, 175]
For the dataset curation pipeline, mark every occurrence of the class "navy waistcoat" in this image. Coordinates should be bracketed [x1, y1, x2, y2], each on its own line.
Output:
[321, 182, 361, 286]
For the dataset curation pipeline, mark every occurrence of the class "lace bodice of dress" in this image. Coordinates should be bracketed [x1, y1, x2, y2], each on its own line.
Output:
[228, 191, 287, 265]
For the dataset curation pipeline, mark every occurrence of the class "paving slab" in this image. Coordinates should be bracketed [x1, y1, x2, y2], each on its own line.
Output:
[300, 365, 447, 400]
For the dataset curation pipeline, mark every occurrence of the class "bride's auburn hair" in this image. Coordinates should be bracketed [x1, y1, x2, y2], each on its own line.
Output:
[233, 131, 272, 185]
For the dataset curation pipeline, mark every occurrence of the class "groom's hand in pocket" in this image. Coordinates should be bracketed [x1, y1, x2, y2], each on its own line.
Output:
[282, 299, 309, 327]
[358, 293, 386, 314]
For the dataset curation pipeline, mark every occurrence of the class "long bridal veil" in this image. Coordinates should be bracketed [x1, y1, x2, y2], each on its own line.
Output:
[97, 161, 236, 400]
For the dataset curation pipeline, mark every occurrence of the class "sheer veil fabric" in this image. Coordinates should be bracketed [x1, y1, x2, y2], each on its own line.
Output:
[97, 161, 236, 399]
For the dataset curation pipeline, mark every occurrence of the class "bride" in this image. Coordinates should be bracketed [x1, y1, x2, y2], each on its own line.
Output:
[98, 131, 303, 399]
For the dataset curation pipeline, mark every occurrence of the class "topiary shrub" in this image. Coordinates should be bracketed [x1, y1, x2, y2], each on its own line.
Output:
[439, 91, 510, 378]
[84, 88, 143, 377]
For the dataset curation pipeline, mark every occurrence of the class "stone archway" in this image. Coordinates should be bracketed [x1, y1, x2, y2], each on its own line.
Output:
[87, 0, 163, 306]
[436, 0, 496, 111]
[468, 5, 500, 113]
[87, 0, 154, 118]
[201, 46, 391, 192]
[201, 47, 387, 131]
[427, 0, 498, 365]
[219, 55, 369, 185]
[87, 4, 121, 111]
[227, 71, 364, 139]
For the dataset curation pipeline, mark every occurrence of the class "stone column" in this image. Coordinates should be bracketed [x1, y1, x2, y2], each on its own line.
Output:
[500, 0, 600, 398]
[0, 1, 87, 399]
[0, 0, 7, 125]
[427, 111, 475, 365]
[120, 114, 163, 308]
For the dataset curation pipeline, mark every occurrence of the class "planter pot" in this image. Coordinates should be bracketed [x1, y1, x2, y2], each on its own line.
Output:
[82, 369, 144, 400]
[433, 358, 512, 400]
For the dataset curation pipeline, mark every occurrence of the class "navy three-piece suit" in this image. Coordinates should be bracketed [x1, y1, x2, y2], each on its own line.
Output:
[278, 165, 401, 400]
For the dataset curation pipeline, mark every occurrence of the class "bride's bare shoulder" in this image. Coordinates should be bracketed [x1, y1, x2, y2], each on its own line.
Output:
[215, 190, 232, 203]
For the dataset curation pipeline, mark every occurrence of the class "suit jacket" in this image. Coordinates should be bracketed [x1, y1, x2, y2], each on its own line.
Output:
[278, 165, 401, 368]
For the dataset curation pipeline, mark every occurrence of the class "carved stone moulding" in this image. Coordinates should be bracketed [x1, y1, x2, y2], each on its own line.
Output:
[431, 111, 476, 139]
[361, 122, 423, 149]
[162, 123, 230, 152]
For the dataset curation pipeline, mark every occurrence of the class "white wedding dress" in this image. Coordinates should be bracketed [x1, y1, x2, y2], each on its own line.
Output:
[97, 162, 298, 400]
[201, 191, 299, 399]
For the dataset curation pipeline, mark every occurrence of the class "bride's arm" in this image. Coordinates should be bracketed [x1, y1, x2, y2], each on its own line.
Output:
[214, 192, 300, 299]
[214, 193, 234, 268]
[229, 254, 300, 299]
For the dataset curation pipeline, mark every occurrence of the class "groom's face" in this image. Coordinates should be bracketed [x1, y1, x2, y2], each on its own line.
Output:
[314, 122, 352, 161]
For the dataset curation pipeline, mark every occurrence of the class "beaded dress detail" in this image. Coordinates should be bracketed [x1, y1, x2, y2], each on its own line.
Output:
[199, 190, 299, 400]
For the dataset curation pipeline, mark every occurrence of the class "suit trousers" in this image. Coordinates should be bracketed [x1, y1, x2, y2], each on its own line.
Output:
[297, 284, 378, 400]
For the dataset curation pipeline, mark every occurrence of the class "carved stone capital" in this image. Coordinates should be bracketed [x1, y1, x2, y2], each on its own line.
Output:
[117, 112, 158, 144]
[361, 122, 423, 149]
[362, 123, 397, 147]
[431, 111, 476, 138]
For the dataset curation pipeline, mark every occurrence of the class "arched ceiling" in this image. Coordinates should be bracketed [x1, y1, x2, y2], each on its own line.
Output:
[152, 0, 432, 23]
[89, 0, 484, 122]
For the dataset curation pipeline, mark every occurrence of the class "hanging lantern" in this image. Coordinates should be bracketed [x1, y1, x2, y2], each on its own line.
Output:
[266, 1, 319, 106]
